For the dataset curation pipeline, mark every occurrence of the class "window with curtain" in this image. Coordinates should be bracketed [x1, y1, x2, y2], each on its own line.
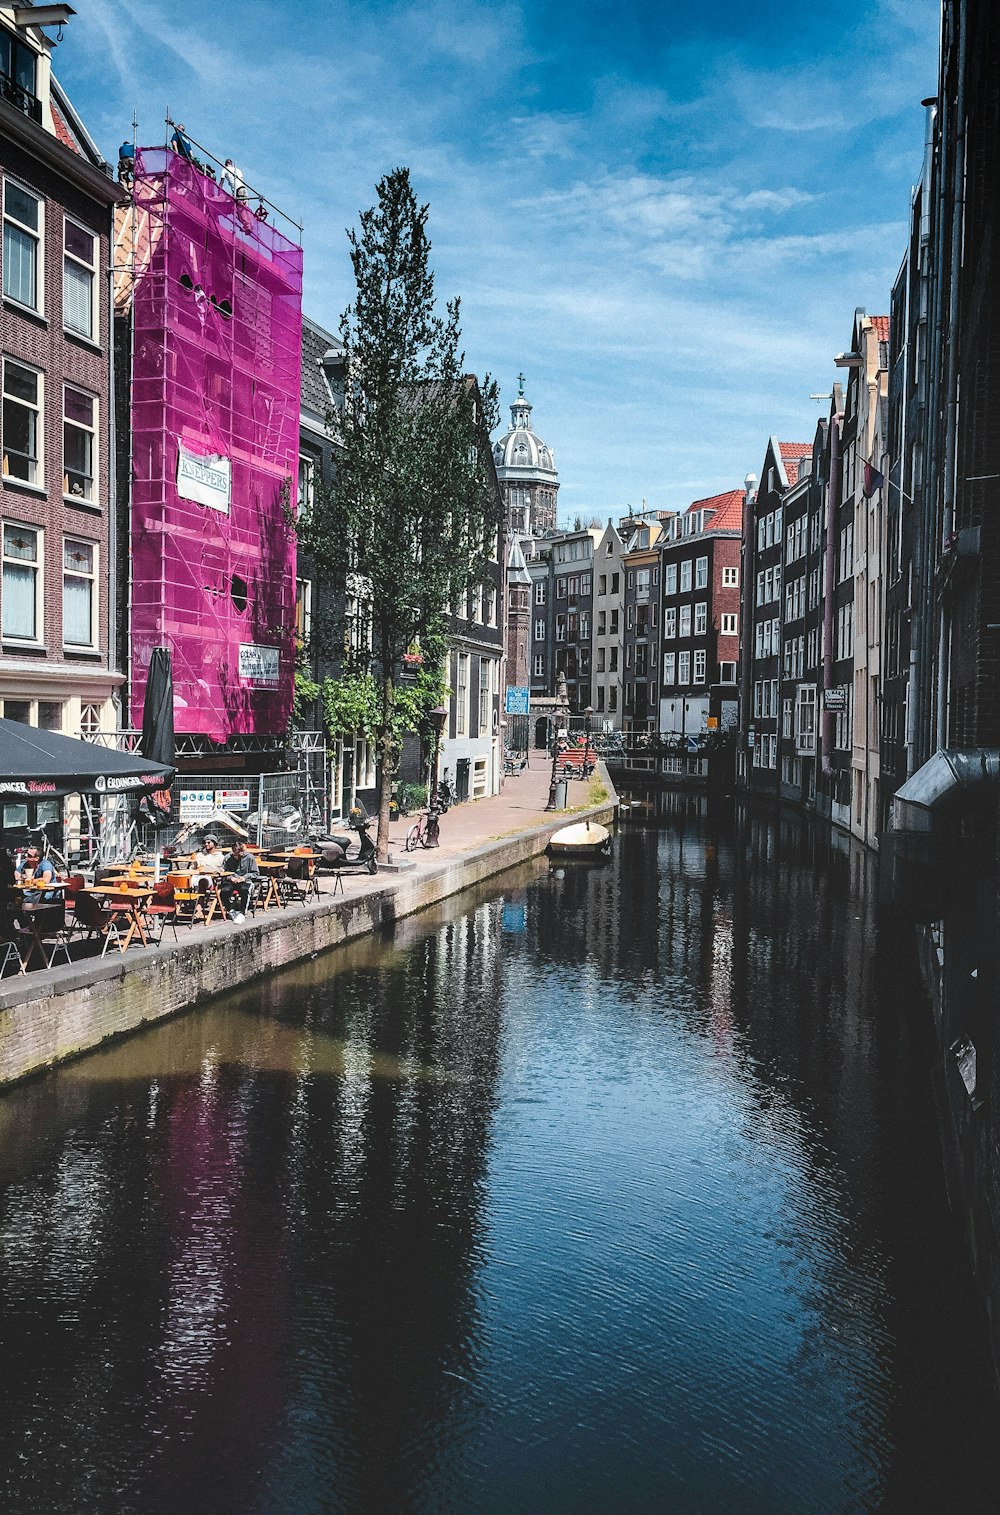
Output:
[63, 537, 95, 645]
[3, 180, 40, 309]
[2, 521, 40, 639]
[3, 358, 41, 483]
[63, 219, 96, 337]
[63, 385, 95, 500]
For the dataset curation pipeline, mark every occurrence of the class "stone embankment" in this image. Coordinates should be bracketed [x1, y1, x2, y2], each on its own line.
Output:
[0, 764, 616, 1087]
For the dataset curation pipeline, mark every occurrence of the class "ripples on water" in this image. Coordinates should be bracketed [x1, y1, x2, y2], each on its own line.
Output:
[0, 798, 998, 1514]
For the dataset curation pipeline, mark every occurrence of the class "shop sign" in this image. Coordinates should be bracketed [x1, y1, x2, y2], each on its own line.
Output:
[824, 687, 848, 711]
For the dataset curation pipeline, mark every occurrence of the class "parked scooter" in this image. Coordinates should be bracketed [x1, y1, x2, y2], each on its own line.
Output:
[435, 778, 452, 814]
[313, 813, 378, 876]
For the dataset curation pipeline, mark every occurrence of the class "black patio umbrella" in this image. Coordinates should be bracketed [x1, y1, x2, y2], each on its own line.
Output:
[0, 720, 174, 799]
[138, 647, 175, 827]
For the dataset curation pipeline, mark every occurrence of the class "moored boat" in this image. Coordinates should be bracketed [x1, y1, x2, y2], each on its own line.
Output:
[547, 820, 612, 857]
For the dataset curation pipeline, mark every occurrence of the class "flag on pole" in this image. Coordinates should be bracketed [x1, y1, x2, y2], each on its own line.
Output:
[863, 461, 885, 498]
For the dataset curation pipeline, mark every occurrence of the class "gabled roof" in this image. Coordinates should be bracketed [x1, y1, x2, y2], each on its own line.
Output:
[870, 315, 889, 342]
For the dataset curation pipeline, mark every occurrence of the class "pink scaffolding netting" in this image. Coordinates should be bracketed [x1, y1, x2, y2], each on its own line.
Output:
[120, 149, 303, 742]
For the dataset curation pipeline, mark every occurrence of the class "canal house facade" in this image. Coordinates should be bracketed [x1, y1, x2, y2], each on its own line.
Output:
[113, 144, 303, 765]
[659, 491, 744, 772]
[0, 10, 121, 842]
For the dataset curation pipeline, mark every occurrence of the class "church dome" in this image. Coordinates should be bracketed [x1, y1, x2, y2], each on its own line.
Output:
[493, 385, 557, 481]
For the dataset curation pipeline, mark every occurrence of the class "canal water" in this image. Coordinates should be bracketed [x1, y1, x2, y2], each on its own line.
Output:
[0, 799, 998, 1514]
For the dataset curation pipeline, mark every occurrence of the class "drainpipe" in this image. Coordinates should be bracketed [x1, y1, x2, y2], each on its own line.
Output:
[937, 0, 968, 752]
[821, 412, 841, 775]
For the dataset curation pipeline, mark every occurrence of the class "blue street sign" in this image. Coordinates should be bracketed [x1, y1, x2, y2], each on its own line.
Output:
[686, 735, 699, 752]
[505, 686, 530, 715]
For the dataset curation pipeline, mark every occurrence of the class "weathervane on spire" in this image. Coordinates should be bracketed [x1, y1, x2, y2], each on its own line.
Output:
[517, 372, 526, 397]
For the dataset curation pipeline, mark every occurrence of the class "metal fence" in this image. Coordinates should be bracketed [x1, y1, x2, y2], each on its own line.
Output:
[135, 768, 322, 854]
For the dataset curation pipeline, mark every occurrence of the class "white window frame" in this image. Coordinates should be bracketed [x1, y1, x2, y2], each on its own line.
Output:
[695, 555, 708, 589]
[720, 613, 738, 635]
[2, 356, 43, 488]
[63, 215, 98, 341]
[693, 649, 706, 684]
[694, 602, 707, 635]
[678, 650, 691, 685]
[2, 519, 43, 642]
[295, 575, 312, 646]
[663, 652, 675, 685]
[63, 383, 97, 504]
[665, 562, 677, 595]
[532, 653, 544, 678]
[722, 565, 739, 587]
[680, 560, 692, 593]
[679, 605, 691, 638]
[62, 535, 97, 648]
[3, 178, 43, 314]
[664, 607, 676, 639]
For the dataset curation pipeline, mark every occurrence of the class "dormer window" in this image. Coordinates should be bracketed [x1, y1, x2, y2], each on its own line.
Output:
[0, 27, 40, 123]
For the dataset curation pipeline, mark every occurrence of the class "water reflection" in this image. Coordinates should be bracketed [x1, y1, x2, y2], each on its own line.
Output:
[0, 811, 997, 1513]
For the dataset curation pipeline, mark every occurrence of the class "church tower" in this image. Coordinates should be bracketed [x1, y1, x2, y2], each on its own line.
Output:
[492, 376, 559, 534]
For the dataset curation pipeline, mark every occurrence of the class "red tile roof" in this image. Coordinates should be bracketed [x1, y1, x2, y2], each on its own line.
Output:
[779, 442, 812, 484]
[871, 315, 890, 341]
[50, 98, 83, 155]
[688, 489, 744, 531]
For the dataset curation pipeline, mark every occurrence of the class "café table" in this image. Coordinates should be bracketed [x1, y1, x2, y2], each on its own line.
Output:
[86, 884, 155, 952]
[254, 860, 287, 912]
[11, 880, 72, 969]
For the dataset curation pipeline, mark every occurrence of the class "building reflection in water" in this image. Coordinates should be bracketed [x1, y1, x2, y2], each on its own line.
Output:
[0, 807, 997, 1512]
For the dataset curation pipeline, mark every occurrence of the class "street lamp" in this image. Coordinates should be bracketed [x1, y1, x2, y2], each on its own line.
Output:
[545, 672, 570, 810]
[583, 705, 594, 771]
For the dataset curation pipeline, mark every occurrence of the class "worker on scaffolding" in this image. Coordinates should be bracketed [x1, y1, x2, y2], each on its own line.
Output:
[117, 139, 135, 188]
[169, 122, 194, 161]
[222, 158, 248, 203]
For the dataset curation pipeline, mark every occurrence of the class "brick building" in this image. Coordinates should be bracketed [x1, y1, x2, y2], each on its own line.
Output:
[739, 440, 811, 794]
[658, 491, 743, 775]
[0, 8, 121, 836]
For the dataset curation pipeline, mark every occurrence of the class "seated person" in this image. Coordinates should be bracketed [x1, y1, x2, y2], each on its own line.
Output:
[192, 836, 224, 886]
[220, 842, 259, 922]
[17, 846, 57, 905]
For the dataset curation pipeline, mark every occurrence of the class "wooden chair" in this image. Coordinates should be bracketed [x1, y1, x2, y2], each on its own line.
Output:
[0, 934, 25, 976]
[280, 854, 318, 905]
[144, 881, 178, 944]
[173, 886, 203, 929]
[72, 891, 124, 957]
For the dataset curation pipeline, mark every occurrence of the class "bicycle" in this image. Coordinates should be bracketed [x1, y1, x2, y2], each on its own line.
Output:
[405, 807, 441, 851]
[26, 824, 68, 874]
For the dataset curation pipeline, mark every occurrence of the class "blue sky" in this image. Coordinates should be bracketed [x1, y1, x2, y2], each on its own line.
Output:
[61, 0, 939, 518]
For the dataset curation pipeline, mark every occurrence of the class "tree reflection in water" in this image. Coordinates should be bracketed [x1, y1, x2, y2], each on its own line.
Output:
[0, 803, 997, 1514]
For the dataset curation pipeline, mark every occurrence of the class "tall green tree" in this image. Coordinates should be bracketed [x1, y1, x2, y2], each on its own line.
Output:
[299, 168, 501, 859]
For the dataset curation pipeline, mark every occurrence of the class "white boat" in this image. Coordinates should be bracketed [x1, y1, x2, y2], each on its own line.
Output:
[547, 820, 612, 858]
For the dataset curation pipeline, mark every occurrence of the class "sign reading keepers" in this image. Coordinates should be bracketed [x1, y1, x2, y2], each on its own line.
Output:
[238, 643, 280, 687]
[177, 444, 231, 512]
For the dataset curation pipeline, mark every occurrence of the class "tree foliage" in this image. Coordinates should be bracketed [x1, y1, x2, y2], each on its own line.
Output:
[298, 168, 501, 856]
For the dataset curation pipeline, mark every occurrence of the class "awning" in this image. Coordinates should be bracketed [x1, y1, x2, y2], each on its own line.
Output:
[0, 719, 175, 800]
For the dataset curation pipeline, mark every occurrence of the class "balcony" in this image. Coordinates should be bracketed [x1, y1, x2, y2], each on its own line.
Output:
[0, 72, 42, 124]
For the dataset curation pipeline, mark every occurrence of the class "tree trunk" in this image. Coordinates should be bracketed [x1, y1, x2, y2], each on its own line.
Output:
[375, 665, 396, 863]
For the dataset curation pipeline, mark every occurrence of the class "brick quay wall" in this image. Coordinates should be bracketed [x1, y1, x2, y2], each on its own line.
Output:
[0, 783, 616, 1088]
